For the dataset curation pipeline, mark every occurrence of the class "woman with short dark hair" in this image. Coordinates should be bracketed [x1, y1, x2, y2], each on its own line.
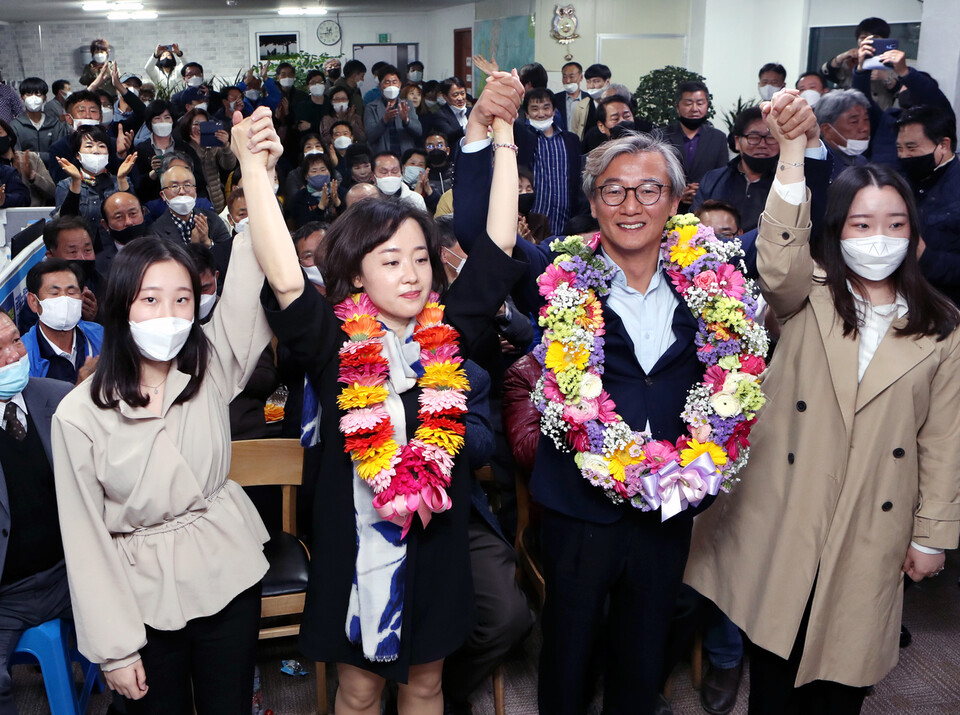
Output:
[51, 106, 304, 713]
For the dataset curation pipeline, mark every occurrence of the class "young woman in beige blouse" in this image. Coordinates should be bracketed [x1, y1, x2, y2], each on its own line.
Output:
[51, 106, 303, 713]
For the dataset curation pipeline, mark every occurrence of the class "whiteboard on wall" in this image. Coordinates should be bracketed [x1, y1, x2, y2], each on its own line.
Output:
[596, 34, 687, 88]
[352, 43, 419, 97]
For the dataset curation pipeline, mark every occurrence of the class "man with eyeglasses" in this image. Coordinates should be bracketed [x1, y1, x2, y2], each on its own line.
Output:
[693, 105, 832, 232]
[150, 165, 230, 248]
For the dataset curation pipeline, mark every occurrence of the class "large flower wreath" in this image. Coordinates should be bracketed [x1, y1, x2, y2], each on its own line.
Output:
[531, 214, 770, 519]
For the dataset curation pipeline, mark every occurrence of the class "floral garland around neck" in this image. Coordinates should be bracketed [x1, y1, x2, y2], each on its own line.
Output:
[334, 292, 469, 538]
[531, 215, 770, 520]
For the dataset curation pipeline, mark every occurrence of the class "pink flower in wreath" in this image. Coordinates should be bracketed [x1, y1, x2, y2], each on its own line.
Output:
[596, 391, 619, 423]
[704, 364, 727, 394]
[692, 269, 719, 292]
[642, 440, 680, 468]
[716, 264, 746, 300]
[564, 398, 600, 424]
[740, 354, 766, 375]
[567, 424, 591, 452]
[667, 269, 692, 293]
[542, 371, 562, 402]
[538, 263, 576, 298]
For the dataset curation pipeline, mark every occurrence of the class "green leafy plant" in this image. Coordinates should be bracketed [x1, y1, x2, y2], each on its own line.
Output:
[720, 96, 759, 134]
[152, 74, 228, 101]
[632, 65, 715, 127]
[258, 51, 334, 90]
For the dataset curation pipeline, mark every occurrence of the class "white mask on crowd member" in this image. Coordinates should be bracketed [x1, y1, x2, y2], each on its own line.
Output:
[279, 77, 296, 89]
[129, 317, 193, 362]
[304, 148, 323, 157]
[101, 107, 114, 125]
[79, 152, 109, 175]
[303, 265, 324, 286]
[840, 235, 910, 281]
[73, 118, 100, 129]
[194, 102, 208, 112]
[333, 135, 352, 150]
[127, 87, 140, 97]
[529, 117, 553, 132]
[186, 75, 204, 88]
[166, 195, 196, 215]
[376, 176, 403, 195]
[436, 96, 447, 106]
[309, 84, 325, 97]
[833, 131, 870, 157]
[234, 217, 250, 233]
[408, 71, 423, 83]
[245, 89, 260, 101]
[198, 293, 217, 320]
[153, 121, 173, 137]
[799, 90, 822, 108]
[0, 355, 30, 400]
[382, 86, 400, 101]
[424, 98, 439, 108]
[93, 52, 108, 64]
[24, 96, 44, 112]
[758, 84, 778, 101]
[403, 166, 424, 185]
[37, 296, 83, 332]
[563, 83, 580, 95]
[333, 101, 349, 114]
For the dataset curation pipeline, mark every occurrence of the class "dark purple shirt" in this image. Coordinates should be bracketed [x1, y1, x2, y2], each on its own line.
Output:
[682, 129, 701, 168]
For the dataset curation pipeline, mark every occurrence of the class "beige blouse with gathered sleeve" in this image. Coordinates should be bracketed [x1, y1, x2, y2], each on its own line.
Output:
[52, 231, 272, 671]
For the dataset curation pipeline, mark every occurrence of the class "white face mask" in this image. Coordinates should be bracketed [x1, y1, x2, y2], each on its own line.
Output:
[382, 85, 400, 101]
[37, 296, 83, 332]
[376, 176, 403, 195]
[198, 293, 217, 320]
[303, 265, 325, 286]
[194, 102, 208, 112]
[424, 98, 439, 108]
[403, 165, 424, 185]
[529, 117, 553, 132]
[126, 86, 140, 97]
[309, 84, 325, 97]
[563, 82, 580, 95]
[840, 235, 910, 281]
[245, 89, 260, 101]
[166, 194, 196, 215]
[186, 75, 204, 88]
[78, 152, 109, 175]
[304, 148, 324, 157]
[234, 217, 250, 233]
[835, 132, 870, 157]
[758, 84, 779, 101]
[24, 96, 44, 112]
[93, 52, 108, 64]
[333, 101, 349, 113]
[100, 107, 114, 125]
[408, 70, 423, 83]
[799, 89, 822, 108]
[436, 96, 447, 106]
[74, 118, 100, 129]
[279, 77, 296, 89]
[333, 135, 352, 150]
[129, 317, 194, 362]
[152, 121, 173, 137]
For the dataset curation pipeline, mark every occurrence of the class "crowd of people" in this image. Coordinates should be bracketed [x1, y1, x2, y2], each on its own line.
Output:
[0, 12, 957, 715]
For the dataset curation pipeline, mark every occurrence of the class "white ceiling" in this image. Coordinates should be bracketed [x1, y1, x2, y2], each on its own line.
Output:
[0, 0, 474, 23]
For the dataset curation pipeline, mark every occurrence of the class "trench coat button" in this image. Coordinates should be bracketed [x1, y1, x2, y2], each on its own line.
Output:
[882, 501, 893, 512]
[893, 448, 905, 458]
[787, 453, 795, 464]
[781, 231, 790, 240]
[796, 400, 807, 412]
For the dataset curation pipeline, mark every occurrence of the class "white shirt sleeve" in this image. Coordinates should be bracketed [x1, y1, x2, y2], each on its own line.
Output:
[910, 540, 944, 555]
[772, 177, 806, 206]
[460, 138, 492, 154]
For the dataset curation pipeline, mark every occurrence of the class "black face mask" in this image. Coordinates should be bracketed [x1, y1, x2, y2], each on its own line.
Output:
[70, 259, 97, 283]
[0, 136, 11, 156]
[327, 68, 342, 80]
[609, 120, 637, 140]
[679, 115, 707, 130]
[110, 221, 148, 245]
[898, 152, 938, 183]
[427, 149, 448, 168]
[518, 192, 536, 214]
[740, 153, 778, 175]
[158, 57, 176, 70]
[897, 89, 913, 110]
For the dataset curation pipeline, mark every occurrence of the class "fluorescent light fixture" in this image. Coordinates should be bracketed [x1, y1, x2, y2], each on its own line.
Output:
[83, 1, 144, 9]
[277, 7, 328, 15]
[107, 9, 157, 19]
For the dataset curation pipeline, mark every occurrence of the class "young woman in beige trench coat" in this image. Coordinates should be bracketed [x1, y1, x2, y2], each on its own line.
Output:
[684, 90, 960, 714]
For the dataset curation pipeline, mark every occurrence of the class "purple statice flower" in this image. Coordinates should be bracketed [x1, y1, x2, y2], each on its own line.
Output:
[585, 421, 605, 453]
[687, 254, 723, 276]
[707, 412, 741, 445]
[741, 292, 758, 320]
[588, 340, 606, 367]
[532, 342, 548, 365]
[713, 338, 743, 357]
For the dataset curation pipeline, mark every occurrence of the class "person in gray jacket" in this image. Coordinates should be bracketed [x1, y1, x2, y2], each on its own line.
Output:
[363, 64, 422, 156]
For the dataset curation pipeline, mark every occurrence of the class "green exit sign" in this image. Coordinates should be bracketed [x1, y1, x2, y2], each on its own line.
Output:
[378, 33, 391, 43]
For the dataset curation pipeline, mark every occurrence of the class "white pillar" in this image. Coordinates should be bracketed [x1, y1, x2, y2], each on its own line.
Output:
[918, 0, 960, 116]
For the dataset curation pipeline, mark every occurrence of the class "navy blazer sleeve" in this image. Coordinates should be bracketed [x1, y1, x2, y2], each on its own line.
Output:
[0, 165, 31, 208]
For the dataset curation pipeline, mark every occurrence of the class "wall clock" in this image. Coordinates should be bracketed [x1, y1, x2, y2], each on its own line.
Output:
[317, 19, 342, 46]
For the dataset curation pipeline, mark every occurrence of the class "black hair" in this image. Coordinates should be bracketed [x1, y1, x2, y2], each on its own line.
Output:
[343, 59, 367, 79]
[52, 79, 70, 96]
[439, 77, 465, 96]
[292, 221, 328, 245]
[65, 90, 101, 115]
[434, 214, 457, 249]
[518, 166, 535, 188]
[675, 80, 709, 104]
[226, 187, 244, 209]
[176, 108, 208, 142]
[275, 62, 295, 75]
[584, 63, 612, 81]
[422, 80, 439, 95]
[373, 151, 401, 170]
[330, 119, 354, 136]
[377, 64, 400, 82]
[896, 105, 957, 152]
[186, 243, 218, 276]
[729, 105, 765, 151]
[522, 88, 554, 111]
[408, 61, 424, 71]
[401, 147, 428, 165]
[796, 71, 825, 90]
[0, 119, 15, 150]
[813, 164, 959, 340]
[596, 95, 633, 124]
[306, 69, 325, 84]
[42, 215, 93, 252]
[328, 85, 351, 102]
[856, 17, 890, 40]
[759, 63, 787, 82]
[322, 199, 447, 304]
[298, 131, 326, 152]
[345, 143, 372, 166]
[70, 124, 110, 155]
[144, 99, 174, 126]
[562, 61, 583, 74]
[221, 85, 243, 98]
[92, 236, 210, 409]
[19, 77, 48, 97]
[95, 89, 112, 105]
[301, 152, 334, 175]
[518, 63, 548, 89]
[26, 258, 82, 296]
[424, 130, 449, 145]
[371, 61, 387, 74]
[180, 62, 203, 77]
[695, 199, 742, 231]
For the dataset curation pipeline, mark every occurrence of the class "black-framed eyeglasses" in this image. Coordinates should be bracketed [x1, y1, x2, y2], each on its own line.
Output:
[598, 183, 668, 207]
[740, 132, 778, 147]
[163, 182, 196, 195]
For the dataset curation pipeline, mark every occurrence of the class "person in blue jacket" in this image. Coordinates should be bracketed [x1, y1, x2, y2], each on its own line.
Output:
[21, 259, 103, 385]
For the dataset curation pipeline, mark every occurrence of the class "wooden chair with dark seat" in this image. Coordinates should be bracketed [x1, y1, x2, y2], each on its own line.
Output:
[228, 438, 329, 714]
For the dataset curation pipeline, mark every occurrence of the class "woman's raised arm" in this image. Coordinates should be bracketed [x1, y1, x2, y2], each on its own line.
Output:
[231, 107, 304, 308]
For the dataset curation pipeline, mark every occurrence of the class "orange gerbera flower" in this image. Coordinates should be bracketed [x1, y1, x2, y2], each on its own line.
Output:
[417, 303, 444, 328]
[416, 324, 459, 351]
[342, 314, 385, 341]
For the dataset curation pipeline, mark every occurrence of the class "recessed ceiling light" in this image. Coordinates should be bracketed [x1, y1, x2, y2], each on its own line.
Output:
[277, 7, 328, 15]
[107, 9, 157, 19]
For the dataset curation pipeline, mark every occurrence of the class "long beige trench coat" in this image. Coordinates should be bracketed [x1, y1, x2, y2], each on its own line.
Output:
[684, 189, 960, 687]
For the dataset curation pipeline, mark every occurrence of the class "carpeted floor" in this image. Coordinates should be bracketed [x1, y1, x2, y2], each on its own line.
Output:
[13, 549, 960, 714]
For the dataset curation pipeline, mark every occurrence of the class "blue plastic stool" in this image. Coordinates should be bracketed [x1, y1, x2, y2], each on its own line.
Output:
[11, 619, 102, 714]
